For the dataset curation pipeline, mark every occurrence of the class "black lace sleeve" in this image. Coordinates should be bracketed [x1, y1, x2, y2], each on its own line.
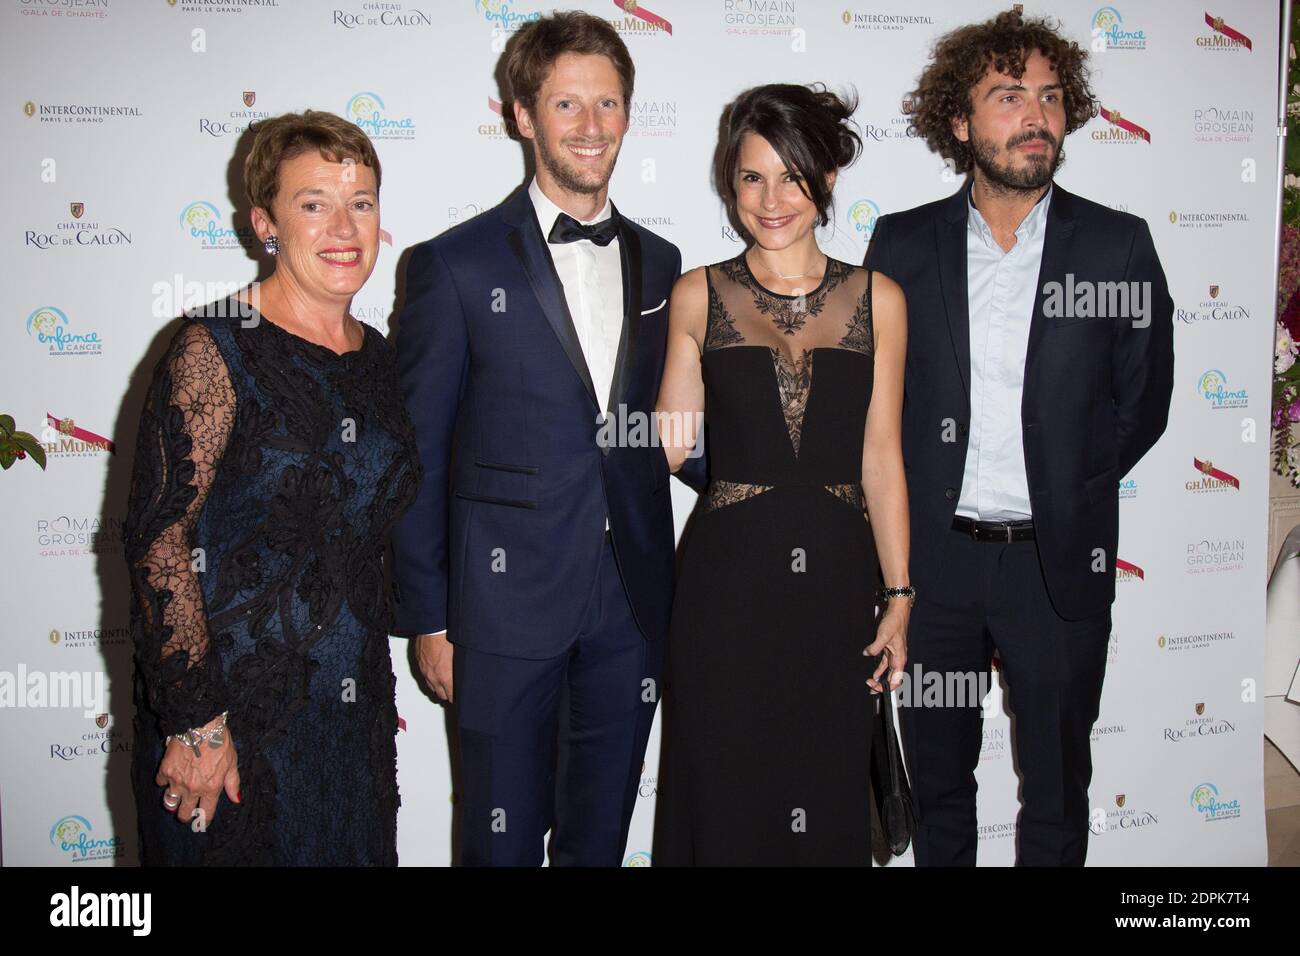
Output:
[125, 322, 236, 737]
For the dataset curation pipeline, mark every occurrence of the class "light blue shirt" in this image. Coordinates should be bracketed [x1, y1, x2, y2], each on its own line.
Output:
[956, 184, 1052, 521]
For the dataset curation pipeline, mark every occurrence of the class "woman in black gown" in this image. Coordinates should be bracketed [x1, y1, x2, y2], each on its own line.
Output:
[125, 111, 421, 864]
[654, 85, 911, 865]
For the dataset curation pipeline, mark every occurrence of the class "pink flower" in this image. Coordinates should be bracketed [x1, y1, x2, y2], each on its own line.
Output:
[1281, 224, 1300, 307]
[1278, 322, 1299, 374]
[1283, 287, 1300, 344]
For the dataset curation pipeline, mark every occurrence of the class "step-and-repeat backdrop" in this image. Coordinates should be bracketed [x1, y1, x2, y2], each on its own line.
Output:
[0, 0, 1278, 866]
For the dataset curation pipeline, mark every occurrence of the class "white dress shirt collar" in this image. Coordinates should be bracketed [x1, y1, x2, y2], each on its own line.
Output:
[528, 178, 614, 233]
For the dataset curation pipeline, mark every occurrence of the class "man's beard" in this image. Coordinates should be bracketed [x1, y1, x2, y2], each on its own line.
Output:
[969, 127, 1062, 195]
[535, 122, 619, 196]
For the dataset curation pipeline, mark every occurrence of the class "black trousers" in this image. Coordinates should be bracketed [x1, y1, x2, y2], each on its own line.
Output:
[901, 527, 1111, 866]
[452, 532, 662, 866]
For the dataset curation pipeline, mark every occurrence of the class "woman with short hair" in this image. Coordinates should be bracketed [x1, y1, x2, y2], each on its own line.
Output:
[126, 110, 421, 865]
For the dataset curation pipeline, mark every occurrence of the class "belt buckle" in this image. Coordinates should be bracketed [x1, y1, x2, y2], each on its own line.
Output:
[966, 518, 979, 541]
[1004, 523, 1014, 543]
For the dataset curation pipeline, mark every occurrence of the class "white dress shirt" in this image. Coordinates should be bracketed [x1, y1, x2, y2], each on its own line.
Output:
[956, 184, 1052, 522]
[528, 178, 624, 413]
[530, 178, 627, 534]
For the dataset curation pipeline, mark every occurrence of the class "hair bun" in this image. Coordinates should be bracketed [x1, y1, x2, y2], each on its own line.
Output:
[807, 83, 863, 169]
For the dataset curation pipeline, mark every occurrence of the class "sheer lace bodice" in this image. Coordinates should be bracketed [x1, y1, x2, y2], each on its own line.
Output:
[699, 253, 875, 514]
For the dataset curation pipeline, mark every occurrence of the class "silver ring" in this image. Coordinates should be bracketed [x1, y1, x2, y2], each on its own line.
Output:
[163, 791, 181, 810]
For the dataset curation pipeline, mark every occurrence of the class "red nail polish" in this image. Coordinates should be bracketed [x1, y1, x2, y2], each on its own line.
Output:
[236, 790, 242, 803]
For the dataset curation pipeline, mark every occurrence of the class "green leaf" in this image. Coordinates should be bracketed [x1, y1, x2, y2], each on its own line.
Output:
[0, 447, 15, 470]
[14, 432, 44, 459]
[1287, 121, 1300, 177]
[0, 415, 13, 435]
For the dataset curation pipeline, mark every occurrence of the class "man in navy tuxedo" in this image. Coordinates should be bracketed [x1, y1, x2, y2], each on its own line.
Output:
[391, 11, 702, 865]
[866, 10, 1173, 865]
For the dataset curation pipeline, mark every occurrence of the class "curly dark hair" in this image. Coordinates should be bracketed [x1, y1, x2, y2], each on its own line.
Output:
[907, 8, 1097, 174]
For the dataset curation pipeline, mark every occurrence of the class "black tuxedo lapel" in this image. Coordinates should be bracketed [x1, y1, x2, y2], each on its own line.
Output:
[936, 186, 971, 404]
[607, 205, 642, 420]
[1024, 185, 1079, 383]
[503, 190, 600, 410]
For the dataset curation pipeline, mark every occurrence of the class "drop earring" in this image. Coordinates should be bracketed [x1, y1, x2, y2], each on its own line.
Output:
[264, 235, 279, 256]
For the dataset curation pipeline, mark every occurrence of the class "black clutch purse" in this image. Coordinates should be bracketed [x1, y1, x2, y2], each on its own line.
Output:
[870, 655, 915, 856]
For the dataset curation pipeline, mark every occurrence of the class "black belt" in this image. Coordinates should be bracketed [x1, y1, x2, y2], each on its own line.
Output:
[952, 515, 1035, 543]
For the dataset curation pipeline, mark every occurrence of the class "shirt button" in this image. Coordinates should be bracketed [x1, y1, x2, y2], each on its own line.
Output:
[945, 488, 957, 500]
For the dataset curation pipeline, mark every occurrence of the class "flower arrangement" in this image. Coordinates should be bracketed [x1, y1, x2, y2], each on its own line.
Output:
[1275, 19, 1300, 486]
[1276, 300, 1300, 485]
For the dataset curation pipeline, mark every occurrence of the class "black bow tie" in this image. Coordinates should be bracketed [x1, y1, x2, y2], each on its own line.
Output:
[548, 212, 619, 247]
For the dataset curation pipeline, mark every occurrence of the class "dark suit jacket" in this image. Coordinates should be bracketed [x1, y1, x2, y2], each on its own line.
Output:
[866, 182, 1174, 620]
[391, 186, 703, 657]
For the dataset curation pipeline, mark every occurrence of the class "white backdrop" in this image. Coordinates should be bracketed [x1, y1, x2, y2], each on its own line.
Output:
[0, 0, 1278, 866]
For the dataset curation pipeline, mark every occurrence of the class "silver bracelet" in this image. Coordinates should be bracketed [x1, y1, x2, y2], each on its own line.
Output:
[166, 711, 229, 758]
[882, 586, 917, 607]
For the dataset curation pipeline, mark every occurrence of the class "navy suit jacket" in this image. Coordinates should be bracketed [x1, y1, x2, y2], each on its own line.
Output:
[866, 183, 1174, 621]
[391, 186, 702, 657]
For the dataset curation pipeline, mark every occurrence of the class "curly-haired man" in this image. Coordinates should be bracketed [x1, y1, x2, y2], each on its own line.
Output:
[866, 9, 1174, 866]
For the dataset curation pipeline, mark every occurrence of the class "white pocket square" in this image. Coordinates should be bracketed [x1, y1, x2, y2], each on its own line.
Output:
[640, 298, 667, 316]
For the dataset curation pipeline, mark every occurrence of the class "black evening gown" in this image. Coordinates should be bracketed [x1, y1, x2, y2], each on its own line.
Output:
[125, 300, 421, 865]
[656, 255, 880, 865]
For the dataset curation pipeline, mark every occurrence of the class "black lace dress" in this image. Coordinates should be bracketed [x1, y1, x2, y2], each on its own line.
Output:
[125, 301, 421, 865]
[656, 255, 880, 865]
